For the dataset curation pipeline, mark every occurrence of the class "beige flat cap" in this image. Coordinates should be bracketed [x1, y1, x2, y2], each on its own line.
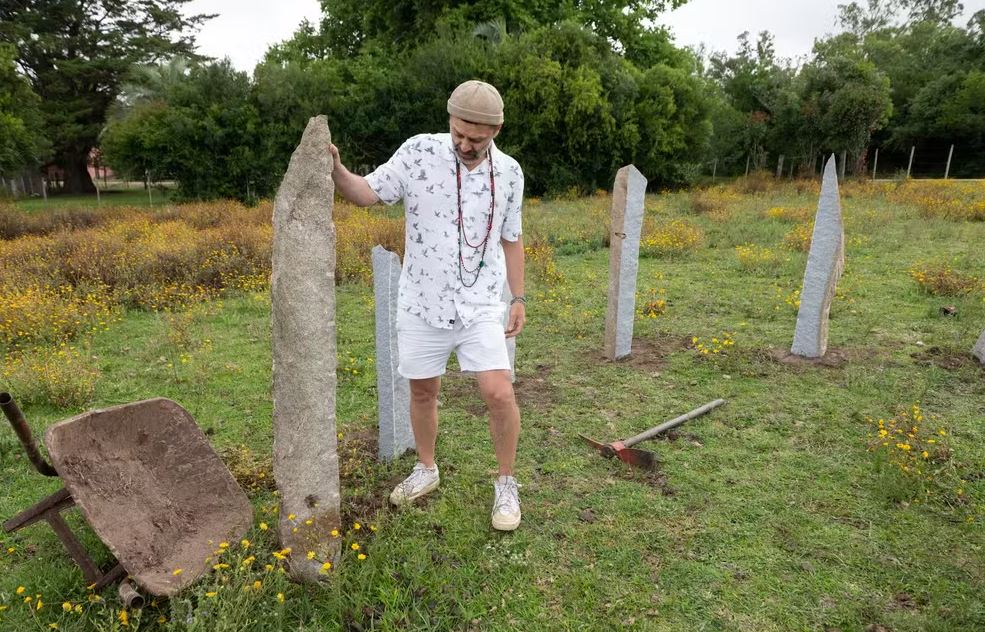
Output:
[447, 80, 504, 125]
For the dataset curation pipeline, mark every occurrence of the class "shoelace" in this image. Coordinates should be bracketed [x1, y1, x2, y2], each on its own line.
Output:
[494, 478, 521, 514]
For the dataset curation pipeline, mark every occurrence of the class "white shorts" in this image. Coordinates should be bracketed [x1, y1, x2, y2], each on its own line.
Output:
[396, 311, 510, 379]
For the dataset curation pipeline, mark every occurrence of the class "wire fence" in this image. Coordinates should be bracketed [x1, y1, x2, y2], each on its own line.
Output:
[701, 143, 985, 182]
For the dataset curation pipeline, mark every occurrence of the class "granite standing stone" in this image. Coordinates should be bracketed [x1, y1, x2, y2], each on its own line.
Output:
[271, 115, 341, 582]
[973, 328, 985, 364]
[604, 165, 648, 360]
[373, 245, 415, 461]
[791, 155, 845, 358]
[501, 285, 516, 382]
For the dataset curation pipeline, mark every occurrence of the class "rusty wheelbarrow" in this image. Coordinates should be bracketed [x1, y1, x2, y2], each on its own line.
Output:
[1, 393, 252, 606]
[580, 399, 726, 469]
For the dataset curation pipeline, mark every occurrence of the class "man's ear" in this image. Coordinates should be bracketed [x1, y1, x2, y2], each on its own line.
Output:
[493, 124, 502, 139]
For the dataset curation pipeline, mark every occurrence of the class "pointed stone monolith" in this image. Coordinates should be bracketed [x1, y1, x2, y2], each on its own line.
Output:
[271, 115, 341, 581]
[373, 245, 415, 461]
[791, 155, 845, 358]
[604, 165, 648, 360]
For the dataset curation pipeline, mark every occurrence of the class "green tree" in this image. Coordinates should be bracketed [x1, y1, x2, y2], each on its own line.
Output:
[800, 54, 893, 173]
[0, 0, 210, 193]
[283, 0, 687, 58]
[0, 44, 48, 174]
[102, 60, 264, 200]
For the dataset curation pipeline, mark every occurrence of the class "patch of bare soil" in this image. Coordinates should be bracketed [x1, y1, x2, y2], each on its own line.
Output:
[612, 460, 676, 495]
[911, 346, 977, 371]
[440, 365, 560, 418]
[338, 429, 388, 525]
[606, 333, 689, 371]
[767, 347, 857, 368]
[891, 592, 922, 612]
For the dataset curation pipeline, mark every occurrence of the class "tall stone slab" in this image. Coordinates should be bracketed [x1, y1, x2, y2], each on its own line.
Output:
[604, 165, 648, 360]
[271, 115, 340, 582]
[501, 285, 516, 382]
[791, 155, 845, 358]
[373, 245, 415, 461]
[973, 328, 985, 364]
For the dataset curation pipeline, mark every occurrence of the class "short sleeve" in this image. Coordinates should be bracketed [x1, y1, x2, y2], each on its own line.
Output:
[365, 140, 414, 205]
[501, 162, 523, 242]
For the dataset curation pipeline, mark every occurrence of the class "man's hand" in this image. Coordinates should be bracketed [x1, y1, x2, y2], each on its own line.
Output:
[328, 143, 380, 207]
[505, 302, 525, 338]
[328, 143, 342, 168]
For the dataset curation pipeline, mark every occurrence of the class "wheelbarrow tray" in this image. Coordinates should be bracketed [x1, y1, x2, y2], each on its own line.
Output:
[43, 398, 252, 597]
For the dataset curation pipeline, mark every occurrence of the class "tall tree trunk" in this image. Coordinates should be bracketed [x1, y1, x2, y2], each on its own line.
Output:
[60, 149, 96, 194]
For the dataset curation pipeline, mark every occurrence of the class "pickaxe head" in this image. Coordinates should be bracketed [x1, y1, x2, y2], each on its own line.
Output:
[578, 434, 660, 470]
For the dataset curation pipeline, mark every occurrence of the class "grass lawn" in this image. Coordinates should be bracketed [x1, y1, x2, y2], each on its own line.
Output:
[12, 187, 174, 212]
[0, 181, 983, 631]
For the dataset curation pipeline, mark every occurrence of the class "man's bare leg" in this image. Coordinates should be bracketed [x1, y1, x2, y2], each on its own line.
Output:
[476, 370, 520, 475]
[409, 377, 441, 467]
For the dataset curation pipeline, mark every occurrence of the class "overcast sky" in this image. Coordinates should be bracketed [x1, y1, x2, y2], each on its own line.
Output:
[184, 0, 985, 71]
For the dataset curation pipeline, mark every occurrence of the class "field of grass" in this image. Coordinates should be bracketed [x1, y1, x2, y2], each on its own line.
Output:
[0, 178, 983, 631]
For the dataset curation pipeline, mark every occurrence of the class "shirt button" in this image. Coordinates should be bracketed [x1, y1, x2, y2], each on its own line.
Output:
[449, 319, 455, 325]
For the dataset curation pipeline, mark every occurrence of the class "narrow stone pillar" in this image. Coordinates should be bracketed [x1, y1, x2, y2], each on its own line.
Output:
[791, 155, 845, 358]
[501, 285, 516, 382]
[604, 165, 648, 360]
[271, 115, 341, 581]
[972, 328, 985, 365]
[372, 245, 415, 461]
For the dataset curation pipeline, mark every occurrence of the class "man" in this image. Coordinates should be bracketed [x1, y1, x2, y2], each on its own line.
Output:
[328, 80, 526, 531]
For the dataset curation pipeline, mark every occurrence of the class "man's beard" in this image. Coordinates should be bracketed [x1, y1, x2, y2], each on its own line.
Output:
[454, 144, 481, 162]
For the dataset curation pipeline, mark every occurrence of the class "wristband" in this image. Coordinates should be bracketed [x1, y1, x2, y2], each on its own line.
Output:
[510, 296, 526, 305]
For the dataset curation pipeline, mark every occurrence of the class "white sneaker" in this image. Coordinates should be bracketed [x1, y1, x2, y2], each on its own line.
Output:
[491, 475, 522, 531]
[389, 462, 440, 506]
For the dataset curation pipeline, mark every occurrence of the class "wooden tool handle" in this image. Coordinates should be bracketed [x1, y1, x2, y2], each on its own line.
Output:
[622, 399, 726, 448]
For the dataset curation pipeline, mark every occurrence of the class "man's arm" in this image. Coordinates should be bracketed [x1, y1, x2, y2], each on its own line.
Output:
[329, 144, 380, 207]
[502, 236, 526, 338]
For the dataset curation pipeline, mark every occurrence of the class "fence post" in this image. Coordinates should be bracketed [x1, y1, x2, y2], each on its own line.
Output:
[944, 144, 954, 179]
[744, 154, 750, 177]
[42, 177, 47, 202]
[872, 148, 879, 179]
[146, 169, 152, 205]
[95, 178, 101, 205]
[775, 154, 784, 178]
[906, 146, 915, 178]
[839, 150, 847, 181]
[711, 158, 717, 181]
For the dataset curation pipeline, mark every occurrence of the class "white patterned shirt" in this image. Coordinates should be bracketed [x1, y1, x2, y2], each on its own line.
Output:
[365, 133, 523, 329]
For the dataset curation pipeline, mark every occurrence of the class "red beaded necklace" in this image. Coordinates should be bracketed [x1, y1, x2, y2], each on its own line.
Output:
[456, 148, 496, 287]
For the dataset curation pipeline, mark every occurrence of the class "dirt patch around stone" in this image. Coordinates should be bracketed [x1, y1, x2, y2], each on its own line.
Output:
[607, 333, 689, 371]
[338, 429, 389, 526]
[911, 346, 978, 371]
[767, 347, 857, 368]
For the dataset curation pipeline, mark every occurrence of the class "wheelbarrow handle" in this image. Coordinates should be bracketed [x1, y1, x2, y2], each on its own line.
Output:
[622, 398, 727, 448]
[0, 392, 58, 476]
